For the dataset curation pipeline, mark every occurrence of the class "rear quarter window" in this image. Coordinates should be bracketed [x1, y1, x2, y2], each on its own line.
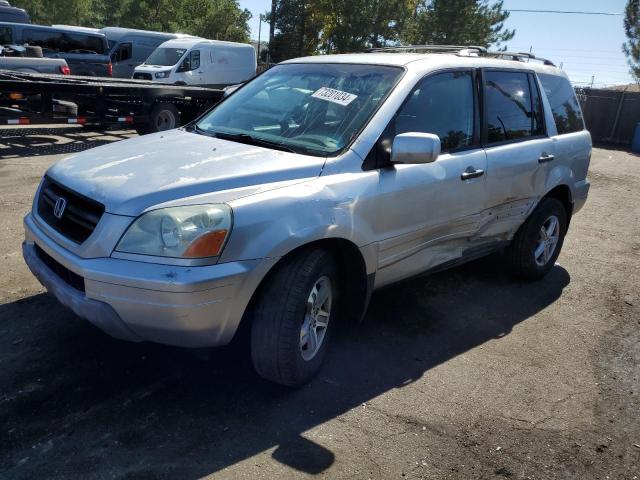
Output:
[538, 73, 584, 135]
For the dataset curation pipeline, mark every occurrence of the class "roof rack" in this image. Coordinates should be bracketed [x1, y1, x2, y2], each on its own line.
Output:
[367, 45, 487, 54]
[486, 50, 556, 66]
[366, 45, 556, 67]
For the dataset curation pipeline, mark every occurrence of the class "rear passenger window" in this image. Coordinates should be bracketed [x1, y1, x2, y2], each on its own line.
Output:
[538, 73, 584, 134]
[485, 71, 543, 143]
[394, 71, 476, 152]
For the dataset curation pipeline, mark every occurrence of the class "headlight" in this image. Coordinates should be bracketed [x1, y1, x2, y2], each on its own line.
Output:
[155, 71, 171, 78]
[116, 204, 232, 258]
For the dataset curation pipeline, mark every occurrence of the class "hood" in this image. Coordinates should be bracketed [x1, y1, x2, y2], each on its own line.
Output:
[47, 129, 326, 216]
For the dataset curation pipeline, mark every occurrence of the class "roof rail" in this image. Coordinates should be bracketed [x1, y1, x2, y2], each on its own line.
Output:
[367, 45, 487, 54]
[365, 44, 556, 67]
[484, 50, 556, 66]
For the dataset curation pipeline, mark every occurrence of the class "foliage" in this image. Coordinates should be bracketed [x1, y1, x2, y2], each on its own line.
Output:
[267, 0, 515, 62]
[402, 0, 514, 48]
[11, 0, 252, 42]
[316, 0, 413, 53]
[266, 0, 322, 62]
[623, 0, 640, 83]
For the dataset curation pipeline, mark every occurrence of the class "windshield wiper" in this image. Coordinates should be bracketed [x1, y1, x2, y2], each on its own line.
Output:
[188, 124, 213, 136]
[211, 131, 297, 153]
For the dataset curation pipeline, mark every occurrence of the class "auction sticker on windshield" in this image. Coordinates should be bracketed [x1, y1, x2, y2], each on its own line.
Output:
[311, 87, 358, 106]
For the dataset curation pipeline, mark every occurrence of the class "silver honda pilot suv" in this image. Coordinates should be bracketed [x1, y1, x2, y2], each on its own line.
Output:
[23, 50, 591, 386]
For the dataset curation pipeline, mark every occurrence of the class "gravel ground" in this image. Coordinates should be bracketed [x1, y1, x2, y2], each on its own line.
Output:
[0, 128, 638, 480]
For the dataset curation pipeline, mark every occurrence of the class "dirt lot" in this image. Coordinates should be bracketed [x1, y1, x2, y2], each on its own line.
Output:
[0, 128, 638, 480]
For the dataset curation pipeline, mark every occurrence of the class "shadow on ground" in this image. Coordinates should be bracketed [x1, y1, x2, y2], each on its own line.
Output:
[0, 127, 135, 158]
[0, 256, 570, 479]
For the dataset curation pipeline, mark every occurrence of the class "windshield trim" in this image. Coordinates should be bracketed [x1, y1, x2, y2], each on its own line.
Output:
[195, 62, 407, 158]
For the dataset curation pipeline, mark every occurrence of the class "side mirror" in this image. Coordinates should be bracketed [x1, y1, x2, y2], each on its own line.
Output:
[391, 132, 441, 165]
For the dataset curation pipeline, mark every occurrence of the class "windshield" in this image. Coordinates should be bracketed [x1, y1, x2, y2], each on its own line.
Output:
[195, 63, 403, 156]
[145, 47, 187, 66]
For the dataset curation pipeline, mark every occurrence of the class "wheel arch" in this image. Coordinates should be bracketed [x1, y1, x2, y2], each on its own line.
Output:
[233, 237, 372, 343]
[543, 184, 573, 228]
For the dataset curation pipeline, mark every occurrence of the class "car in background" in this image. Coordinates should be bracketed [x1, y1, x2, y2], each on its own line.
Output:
[133, 38, 255, 87]
[99, 27, 198, 78]
[0, 1, 29, 23]
[0, 22, 111, 76]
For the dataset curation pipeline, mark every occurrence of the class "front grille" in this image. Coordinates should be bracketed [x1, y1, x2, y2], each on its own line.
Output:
[37, 176, 105, 244]
[35, 244, 85, 292]
[133, 72, 152, 80]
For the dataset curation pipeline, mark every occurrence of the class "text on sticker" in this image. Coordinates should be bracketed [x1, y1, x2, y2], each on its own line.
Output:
[311, 87, 358, 106]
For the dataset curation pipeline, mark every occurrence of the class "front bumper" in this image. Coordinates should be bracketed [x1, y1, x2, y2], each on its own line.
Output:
[23, 212, 275, 348]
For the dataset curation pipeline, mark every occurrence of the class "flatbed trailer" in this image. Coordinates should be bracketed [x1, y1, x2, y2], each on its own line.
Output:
[0, 70, 225, 134]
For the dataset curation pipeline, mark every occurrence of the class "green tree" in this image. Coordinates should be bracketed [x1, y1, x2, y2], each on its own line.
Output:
[13, 0, 95, 25]
[268, 0, 413, 61]
[187, 0, 252, 42]
[402, 0, 514, 48]
[318, 0, 413, 53]
[267, 0, 322, 62]
[12, 0, 251, 42]
[623, 0, 640, 83]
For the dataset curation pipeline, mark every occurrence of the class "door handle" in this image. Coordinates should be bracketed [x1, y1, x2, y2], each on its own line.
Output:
[461, 167, 485, 180]
[538, 153, 555, 164]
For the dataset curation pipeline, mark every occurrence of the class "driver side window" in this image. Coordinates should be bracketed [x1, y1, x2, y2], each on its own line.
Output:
[179, 50, 200, 72]
[112, 42, 132, 63]
[365, 70, 478, 169]
[395, 71, 477, 152]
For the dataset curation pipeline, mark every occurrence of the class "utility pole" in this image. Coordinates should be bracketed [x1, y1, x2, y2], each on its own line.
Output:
[257, 14, 262, 64]
[590, 75, 595, 88]
[268, 0, 276, 64]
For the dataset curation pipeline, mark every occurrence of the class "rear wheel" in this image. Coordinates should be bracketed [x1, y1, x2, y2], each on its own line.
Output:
[250, 248, 338, 387]
[506, 197, 567, 280]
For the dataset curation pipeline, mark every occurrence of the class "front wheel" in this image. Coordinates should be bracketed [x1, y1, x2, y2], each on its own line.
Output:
[506, 197, 567, 280]
[250, 248, 338, 387]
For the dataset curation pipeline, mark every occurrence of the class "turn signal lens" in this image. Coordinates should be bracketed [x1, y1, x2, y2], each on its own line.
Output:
[183, 229, 228, 258]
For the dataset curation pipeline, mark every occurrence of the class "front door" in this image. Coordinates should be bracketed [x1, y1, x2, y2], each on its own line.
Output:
[111, 42, 133, 78]
[375, 70, 489, 288]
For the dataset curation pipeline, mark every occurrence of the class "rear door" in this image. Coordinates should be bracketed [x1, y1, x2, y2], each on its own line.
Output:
[375, 69, 489, 287]
[481, 69, 553, 239]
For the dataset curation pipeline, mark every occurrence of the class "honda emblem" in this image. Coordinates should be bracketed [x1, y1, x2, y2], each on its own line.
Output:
[53, 197, 67, 219]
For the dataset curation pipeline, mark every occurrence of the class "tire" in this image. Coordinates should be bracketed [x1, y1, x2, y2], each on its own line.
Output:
[506, 197, 568, 280]
[140, 103, 180, 135]
[250, 248, 338, 387]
